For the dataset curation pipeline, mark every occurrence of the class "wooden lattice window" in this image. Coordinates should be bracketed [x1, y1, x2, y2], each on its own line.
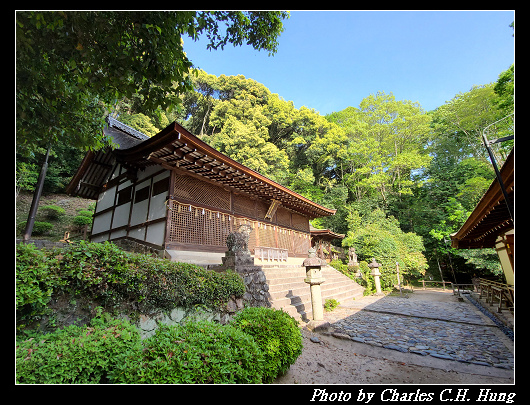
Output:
[276, 206, 291, 228]
[291, 212, 310, 232]
[173, 173, 230, 211]
[233, 193, 256, 217]
[256, 200, 269, 220]
[168, 202, 233, 247]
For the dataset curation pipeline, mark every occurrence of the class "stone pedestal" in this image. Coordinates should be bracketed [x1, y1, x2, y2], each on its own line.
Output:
[303, 248, 326, 321]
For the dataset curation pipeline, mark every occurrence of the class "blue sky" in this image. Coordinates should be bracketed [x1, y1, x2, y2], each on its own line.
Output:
[182, 10, 514, 115]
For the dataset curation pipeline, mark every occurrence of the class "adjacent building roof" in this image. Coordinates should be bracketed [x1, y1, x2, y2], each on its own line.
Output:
[451, 149, 514, 249]
[310, 226, 345, 241]
[66, 117, 336, 219]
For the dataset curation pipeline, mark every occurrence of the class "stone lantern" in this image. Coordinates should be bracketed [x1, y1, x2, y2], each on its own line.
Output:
[368, 258, 382, 295]
[303, 247, 326, 322]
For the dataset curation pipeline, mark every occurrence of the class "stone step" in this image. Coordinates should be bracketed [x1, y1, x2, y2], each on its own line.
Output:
[260, 264, 364, 322]
[267, 278, 360, 300]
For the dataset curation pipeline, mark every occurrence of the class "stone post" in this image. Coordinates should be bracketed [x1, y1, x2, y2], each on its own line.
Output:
[368, 258, 383, 295]
[303, 247, 326, 322]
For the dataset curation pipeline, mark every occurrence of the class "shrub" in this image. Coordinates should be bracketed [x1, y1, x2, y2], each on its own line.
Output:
[358, 261, 375, 296]
[230, 307, 303, 382]
[110, 321, 265, 384]
[77, 210, 93, 218]
[15, 241, 246, 329]
[324, 298, 340, 312]
[16, 318, 142, 384]
[18, 221, 53, 235]
[40, 205, 65, 220]
[16, 243, 62, 326]
[72, 215, 93, 226]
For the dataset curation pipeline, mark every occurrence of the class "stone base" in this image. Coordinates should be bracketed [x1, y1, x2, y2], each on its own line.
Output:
[216, 251, 271, 308]
[305, 320, 331, 332]
[221, 251, 254, 268]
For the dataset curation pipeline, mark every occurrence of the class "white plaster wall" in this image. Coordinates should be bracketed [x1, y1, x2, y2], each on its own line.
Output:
[146, 221, 166, 246]
[92, 211, 113, 235]
[91, 233, 109, 243]
[110, 229, 127, 240]
[112, 202, 131, 229]
[130, 180, 150, 226]
[129, 226, 146, 241]
[95, 187, 116, 212]
[137, 165, 160, 181]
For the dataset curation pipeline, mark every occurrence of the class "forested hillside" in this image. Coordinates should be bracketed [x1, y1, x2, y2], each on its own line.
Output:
[16, 65, 514, 285]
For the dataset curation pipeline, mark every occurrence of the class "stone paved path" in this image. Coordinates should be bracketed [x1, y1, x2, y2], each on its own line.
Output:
[324, 291, 514, 370]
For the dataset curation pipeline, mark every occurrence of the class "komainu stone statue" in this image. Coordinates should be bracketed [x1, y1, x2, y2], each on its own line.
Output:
[226, 224, 253, 255]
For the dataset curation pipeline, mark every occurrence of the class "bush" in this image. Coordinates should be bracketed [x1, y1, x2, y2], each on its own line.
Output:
[16, 243, 62, 326]
[110, 321, 264, 384]
[358, 261, 375, 296]
[77, 210, 93, 218]
[15, 241, 246, 329]
[18, 221, 53, 235]
[324, 298, 340, 312]
[72, 215, 93, 226]
[40, 205, 65, 220]
[16, 318, 142, 384]
[230, 307, 303, 382]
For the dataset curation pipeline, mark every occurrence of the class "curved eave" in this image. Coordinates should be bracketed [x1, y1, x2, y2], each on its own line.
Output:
[114, 121, 336, 219]
[451, 149, 514, 249]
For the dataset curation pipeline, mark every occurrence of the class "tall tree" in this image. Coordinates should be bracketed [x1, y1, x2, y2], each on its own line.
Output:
[16, 11, 289, 240]
[16, 11, 289, 154]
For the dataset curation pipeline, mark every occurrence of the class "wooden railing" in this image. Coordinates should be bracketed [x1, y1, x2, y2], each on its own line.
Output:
[420, 280, 453, 290]
[254, 246, 288, 262]
[473, 278, 514, 313]
[451, 283, 476, 295]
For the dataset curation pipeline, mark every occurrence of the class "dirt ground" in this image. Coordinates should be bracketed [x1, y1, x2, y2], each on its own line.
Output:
[274, 289, 514, 384]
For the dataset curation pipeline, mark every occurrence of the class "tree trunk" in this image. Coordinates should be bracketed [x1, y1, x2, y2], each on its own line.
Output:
[22, 144, 51, 243]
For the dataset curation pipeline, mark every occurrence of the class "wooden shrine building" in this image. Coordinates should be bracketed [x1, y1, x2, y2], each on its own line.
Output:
[451, 149, 514, 285]
[310, 226, 345, 262]
[66, 117, 336, 265]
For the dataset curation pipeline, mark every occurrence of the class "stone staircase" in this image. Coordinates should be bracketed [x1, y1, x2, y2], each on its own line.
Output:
[261, 264, 364, 322]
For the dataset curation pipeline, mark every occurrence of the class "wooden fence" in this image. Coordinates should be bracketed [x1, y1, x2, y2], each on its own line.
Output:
[473, 277, 514, 313]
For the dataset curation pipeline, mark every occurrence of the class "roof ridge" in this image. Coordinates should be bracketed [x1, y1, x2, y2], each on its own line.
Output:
[106, 115, 150, 141]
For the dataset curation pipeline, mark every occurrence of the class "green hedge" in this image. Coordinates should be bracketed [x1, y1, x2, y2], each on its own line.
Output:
[110, 320, 265, 384]
[16, 307, 305, 384]
[16, 318, 142, 384]
[16, 241, 245, 329]
[230, 307, 303, 382]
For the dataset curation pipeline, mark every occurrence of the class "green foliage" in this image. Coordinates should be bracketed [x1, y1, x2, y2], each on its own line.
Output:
[343, 209, 427, 288]
[16, 11, 288, 154]
[118, 113, 160, 137]
[39, 205, 65, 220]
[329, 259, 349, 276]
[324, 298, 339, 312]
[18, 221, 53, 236]
[16, 318, 142, 383]
[16, 243, 62, 324]
[230, 307, 303, 382]
[77, 210, 93, 218]
[110, 321, 264, 384]
[357, 261, 375, 296]
[16, 241, 246, 330]
[72, 215, 93, 226]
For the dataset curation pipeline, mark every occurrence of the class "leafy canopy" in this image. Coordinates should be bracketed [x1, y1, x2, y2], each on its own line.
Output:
[16, 11, 289, 154]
